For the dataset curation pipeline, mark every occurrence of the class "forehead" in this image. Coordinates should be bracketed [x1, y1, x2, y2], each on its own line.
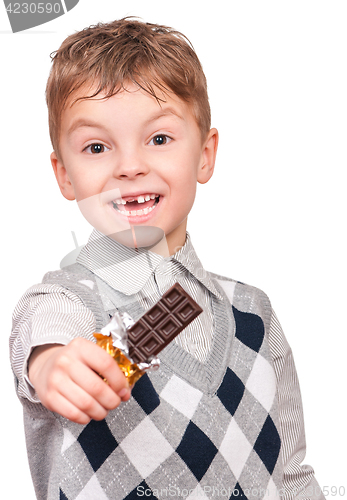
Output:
[61, 83, 199, 135]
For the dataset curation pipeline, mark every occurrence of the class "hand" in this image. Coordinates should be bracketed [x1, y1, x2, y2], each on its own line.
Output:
[28, 338, 131, 424]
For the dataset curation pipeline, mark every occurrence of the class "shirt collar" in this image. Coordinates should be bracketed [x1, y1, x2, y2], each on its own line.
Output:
[171, 234, 222, 299]
[77, 229, 222, 299]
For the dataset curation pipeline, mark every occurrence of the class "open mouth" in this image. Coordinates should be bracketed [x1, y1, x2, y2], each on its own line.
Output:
[111, 194, 161, 217]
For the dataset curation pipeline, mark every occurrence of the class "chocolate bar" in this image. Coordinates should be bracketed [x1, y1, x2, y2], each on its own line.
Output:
[94, 283, 203, 384]
[128, 282, 203, 363]
[94, 332, 147, 385]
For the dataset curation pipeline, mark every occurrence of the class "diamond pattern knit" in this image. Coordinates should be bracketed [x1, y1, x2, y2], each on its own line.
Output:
[25, 263, 284, 500]
[16, 263, 286, 500]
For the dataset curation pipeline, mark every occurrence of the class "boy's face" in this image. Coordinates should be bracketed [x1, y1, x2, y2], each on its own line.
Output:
[51, 83, 218, 254]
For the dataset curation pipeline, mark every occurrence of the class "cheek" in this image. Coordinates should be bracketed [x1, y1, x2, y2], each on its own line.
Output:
[69, 167, 107, 201]
[169, 170, 196, 198]
[169, 148, 200, 183]
[173, 176, 197, 214]
[70, 180, 100, 202]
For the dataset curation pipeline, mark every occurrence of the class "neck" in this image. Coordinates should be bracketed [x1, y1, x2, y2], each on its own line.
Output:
[148, 236, 171, 257]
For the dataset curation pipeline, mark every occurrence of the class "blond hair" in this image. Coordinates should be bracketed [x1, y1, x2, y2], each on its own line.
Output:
[46, 18, 211, 155]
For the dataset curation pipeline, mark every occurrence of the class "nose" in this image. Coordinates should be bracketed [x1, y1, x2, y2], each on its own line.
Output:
[113, 151, 150, 180]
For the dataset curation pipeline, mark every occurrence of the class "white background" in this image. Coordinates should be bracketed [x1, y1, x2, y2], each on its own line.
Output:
[1, 1, 346, 498]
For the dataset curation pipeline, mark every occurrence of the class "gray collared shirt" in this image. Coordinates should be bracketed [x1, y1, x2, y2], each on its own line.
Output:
[10, 230, 325, 498]
[76, 230, 222, 362]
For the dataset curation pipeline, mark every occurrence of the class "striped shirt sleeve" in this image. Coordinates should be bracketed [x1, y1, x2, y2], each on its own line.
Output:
[9, 283, 95, 403]
[268, 312, 325, 500]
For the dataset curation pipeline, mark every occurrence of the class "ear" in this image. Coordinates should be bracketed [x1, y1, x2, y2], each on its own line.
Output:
[197, 128, 219, 184]
[50, 151, 76, 201]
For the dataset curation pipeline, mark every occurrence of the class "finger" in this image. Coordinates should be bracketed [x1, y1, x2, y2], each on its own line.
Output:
[120, 386, 132, 402]
[44, 390, 91, 425]
[70, 339, 130, 395]
[68, 360, 122, 412]
[56, 374, 111, 421]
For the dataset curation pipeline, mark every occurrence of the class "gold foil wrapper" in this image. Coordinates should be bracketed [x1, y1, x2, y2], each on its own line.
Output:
[94, 332, 145, 386]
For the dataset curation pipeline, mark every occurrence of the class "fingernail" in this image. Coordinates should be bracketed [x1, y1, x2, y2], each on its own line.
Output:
[118, 388, 129, 398]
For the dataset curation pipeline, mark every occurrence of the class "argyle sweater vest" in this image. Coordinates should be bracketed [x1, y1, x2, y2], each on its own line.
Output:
[20, 264, 284, 500]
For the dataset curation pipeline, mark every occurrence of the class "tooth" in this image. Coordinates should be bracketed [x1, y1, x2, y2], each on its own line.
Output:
[150, 194, 156, 199]
[131, 210, 137, 215]
[115, 198, 121, 204]
[121, 199, 126, 205]
[143, 207, 149, 215]
[145, 195, 150, 201]
[137, 196, 145, 203]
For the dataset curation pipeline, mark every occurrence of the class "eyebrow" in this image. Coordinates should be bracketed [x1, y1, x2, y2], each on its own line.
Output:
[67, 107, 184, 136]
[67, 119, 107, 136]
[144, 107, 184, 125]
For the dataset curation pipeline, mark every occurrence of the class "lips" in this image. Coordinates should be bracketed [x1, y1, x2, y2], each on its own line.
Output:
[111, 194, 160, 216]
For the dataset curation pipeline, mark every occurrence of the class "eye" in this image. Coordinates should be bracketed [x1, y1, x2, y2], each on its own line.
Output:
[149, 135, 171, 146]
[84, 143, 110, 154]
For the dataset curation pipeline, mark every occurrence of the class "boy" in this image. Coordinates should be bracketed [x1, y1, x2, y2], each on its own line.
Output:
[10, 18, 324, 500]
